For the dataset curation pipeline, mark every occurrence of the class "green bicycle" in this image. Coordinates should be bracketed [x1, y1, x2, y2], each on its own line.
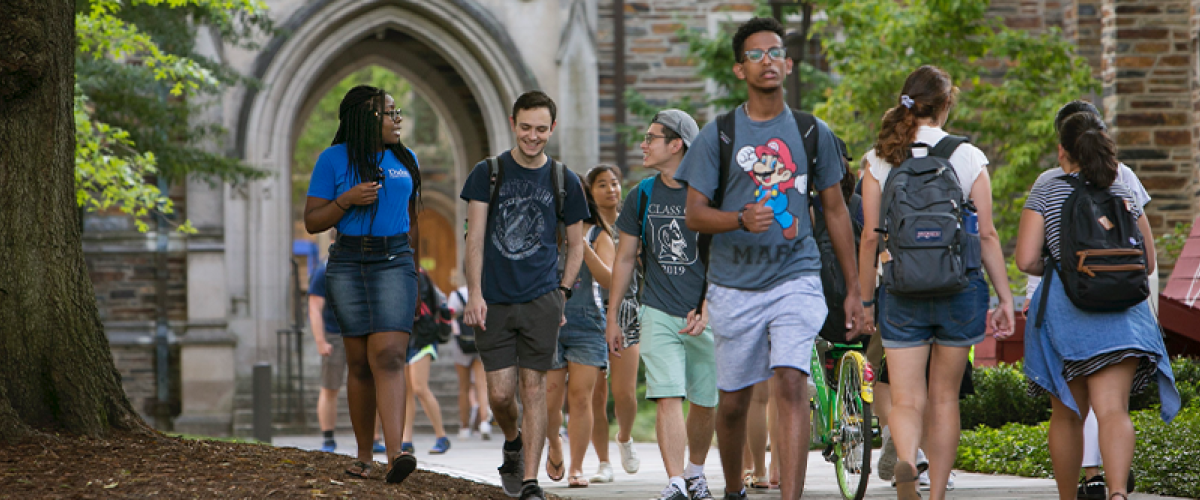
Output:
[809, 338, 875, 500]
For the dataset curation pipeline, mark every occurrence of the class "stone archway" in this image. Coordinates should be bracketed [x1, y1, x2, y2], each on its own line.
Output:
[229, 0, 537, 372]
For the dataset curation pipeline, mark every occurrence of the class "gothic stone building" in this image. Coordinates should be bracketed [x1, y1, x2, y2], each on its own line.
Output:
[85, 0, 1200, 435]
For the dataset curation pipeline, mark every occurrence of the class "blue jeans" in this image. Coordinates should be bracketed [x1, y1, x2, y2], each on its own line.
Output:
[878, 270, 988, 348]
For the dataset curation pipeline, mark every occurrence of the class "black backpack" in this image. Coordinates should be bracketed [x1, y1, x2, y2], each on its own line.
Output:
[412, 271, 451, 347]
[712, 109, 858, 341]
[877, 137, 977, 298]
[451, 290, 478, 354]
[486, 156, 569, 277]
[1035, 175, 1148, 326]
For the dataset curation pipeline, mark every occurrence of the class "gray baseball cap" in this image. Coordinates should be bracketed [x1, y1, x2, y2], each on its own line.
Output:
[652, 109, 700, 148]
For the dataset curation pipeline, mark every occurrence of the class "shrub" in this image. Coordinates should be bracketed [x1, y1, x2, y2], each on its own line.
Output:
[960, 361, 1051, 429]
[957, 407, 1200, 498]
[1130, 356, 1200, 411]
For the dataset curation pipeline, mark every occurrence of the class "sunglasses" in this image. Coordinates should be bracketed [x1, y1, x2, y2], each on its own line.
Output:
[743, 47, 786, 63]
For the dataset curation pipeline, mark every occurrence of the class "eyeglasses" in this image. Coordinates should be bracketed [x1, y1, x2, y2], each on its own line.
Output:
[743, 47, 787, 63]
[378, 109, 403, 122]
[643, 133, 667, 144]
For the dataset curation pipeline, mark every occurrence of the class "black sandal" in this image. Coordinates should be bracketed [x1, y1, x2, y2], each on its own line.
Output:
[386, 453, 418, 484]
[344, 460, 375, 479]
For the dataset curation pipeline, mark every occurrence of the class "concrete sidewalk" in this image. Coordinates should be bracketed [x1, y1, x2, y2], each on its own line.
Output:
[274, 433, 1184, 499]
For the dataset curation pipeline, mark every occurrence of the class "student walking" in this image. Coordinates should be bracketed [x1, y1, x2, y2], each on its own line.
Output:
[676, 17, 863, 500]
[857, 66, 1014, 500]
[545, 165, 618, 488]
[1024, 100, 1153, 500]
[401, 268, 451, 454]
[446, 273, 491, 441]
[608, 109, 717, 500]
[587, 164, 642, 485]
[303, 84, 422, 484]
[460, 91, 590, 500]
[1016, 109, 1179, 500]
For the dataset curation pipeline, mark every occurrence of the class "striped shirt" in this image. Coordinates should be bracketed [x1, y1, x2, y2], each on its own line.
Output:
[1022, 172, 1142, 262]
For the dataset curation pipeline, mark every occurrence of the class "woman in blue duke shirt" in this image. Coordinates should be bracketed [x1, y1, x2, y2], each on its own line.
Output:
[304, 85, 422, 484]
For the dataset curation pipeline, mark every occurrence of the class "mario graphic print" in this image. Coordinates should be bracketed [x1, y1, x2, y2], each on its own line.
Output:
[735, 138, 806, 240]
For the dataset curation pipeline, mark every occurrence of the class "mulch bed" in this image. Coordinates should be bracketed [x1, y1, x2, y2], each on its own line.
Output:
[0, 431, 555, 499]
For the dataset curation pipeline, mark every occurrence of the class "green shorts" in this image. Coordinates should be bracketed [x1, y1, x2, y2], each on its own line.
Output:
[638, 305, 718, 408]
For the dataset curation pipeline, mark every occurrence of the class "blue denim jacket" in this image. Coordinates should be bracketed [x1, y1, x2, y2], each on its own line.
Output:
[1024, 269, 1180, 423]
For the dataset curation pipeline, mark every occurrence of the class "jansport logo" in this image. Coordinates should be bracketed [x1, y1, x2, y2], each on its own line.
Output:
[915, 228, 942, 242]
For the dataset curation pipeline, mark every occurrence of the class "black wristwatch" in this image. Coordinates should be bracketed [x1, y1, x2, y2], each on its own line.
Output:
[737, 208, 747, 231]
[558, 286, 573, 299]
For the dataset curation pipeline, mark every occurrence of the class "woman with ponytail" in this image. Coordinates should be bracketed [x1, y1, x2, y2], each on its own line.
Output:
[304, 85, 423, 484]
[858, 65, 1014, 500]
[1016, 111, 1178, 500]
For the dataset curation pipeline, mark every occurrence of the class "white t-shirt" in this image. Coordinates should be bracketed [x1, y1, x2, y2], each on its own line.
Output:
[1024, 163, 1152, 299]
[864, 125, 990, 201]
[447, 286, 468, 335]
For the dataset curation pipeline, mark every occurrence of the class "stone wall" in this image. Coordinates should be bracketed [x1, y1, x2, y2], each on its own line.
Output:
[597, 0, 757, 169]
[87, 252, 188, 323]
[1102, 0, 1198, 234]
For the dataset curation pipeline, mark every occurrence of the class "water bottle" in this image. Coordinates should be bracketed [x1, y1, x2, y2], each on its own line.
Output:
[964, 210, 979, 235]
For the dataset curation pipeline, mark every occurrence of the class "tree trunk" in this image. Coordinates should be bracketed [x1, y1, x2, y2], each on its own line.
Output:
[0, 0, 147, 441]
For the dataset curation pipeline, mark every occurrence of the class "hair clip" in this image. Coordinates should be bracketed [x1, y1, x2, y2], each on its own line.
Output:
[900, 95, 915, 109]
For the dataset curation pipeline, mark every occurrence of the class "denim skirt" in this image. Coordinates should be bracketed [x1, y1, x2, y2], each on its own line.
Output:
[326, 234, 418, 337]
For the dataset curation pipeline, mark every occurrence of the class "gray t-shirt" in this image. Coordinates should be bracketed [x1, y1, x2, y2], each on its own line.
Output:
[674, 106, 843, 290]
[615, 175, 706, 318]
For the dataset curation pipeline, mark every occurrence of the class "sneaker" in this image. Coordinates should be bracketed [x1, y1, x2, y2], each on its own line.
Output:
[499, 444, 525, 497]
[1077, 475, 1106, 500]
[686, 474, 714, 500]
[658, 483, 689, 500]
[320, 441, 336, 453]
[458, 427, 472, 440]
[915, 448, 929, 474]
[947, 472, 956, 491]
[918, 470, 931, 489]
[617, 436, 640, 473]
[518, 483, 545, 500]
[480, 420, 493, 440]
[721, 490, 748, 500]
[400, 442, 414, 454]
[590, 461, 614, 483]
[372, 440, 386, 454]
[430, 436, 451, 454]
[877, 426, 896, 481]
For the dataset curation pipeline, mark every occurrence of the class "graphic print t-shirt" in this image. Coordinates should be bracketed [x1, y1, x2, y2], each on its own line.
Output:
[674, 107, 843, 290]
[306, 144, 415, 237]
[615, 175, 706, 318]
[460, 151, 590, 304]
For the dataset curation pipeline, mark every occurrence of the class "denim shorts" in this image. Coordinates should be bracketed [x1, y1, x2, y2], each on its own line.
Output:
[552, 303, 609, 370]
[878, 270, 988, 349]
[325, 234, 418, 337]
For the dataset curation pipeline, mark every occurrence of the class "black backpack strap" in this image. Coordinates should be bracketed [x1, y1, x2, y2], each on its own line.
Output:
[929, 135, 969, 160]
[793, 110, 820, 199]
[696, 111, 738, 309]
[485, 157, 503, 235]
[552, 160, 567, 248]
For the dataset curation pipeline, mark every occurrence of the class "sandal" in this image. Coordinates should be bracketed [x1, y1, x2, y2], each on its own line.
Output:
[344, 460, 375, 479]
[894, 460, 922, 500]
[386, 453, 418, 484]
[545, 456, 565, 482]
[743, 470, 769, 489]
[567, 475, 589, 488]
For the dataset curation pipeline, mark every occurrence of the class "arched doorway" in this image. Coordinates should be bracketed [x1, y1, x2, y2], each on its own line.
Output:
[229, 0, 537, 370]
[416, 209, 456, 294]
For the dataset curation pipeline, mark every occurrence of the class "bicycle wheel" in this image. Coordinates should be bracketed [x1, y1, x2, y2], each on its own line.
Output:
[833, 351, 872, 500]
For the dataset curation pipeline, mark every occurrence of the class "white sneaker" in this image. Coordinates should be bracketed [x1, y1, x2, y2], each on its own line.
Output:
[617, 436, 640, 474]
[590, 461, 614, 483]
[947, 472, 956, 490]
[918, 470, 931, 489]
[457, 427, 472, 440]
[479, 420, 492, 440]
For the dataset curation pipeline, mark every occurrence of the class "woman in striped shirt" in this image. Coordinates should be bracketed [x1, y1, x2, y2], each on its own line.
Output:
[1015, 111, 1179, 500]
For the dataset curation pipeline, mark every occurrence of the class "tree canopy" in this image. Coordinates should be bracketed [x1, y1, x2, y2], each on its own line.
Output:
[75, 0, 272, 231]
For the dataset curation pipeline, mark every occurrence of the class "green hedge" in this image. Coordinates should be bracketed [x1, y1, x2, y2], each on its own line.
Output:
[956, 407, 1200, 499]
[960, 357, 1200, 430]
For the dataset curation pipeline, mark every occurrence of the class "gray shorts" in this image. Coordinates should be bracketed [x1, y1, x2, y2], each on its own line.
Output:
[479, 290, 564, 372]
[706, 275, 827, 392]
[320, 335, 347, 390]
[444, 333, 481, 367]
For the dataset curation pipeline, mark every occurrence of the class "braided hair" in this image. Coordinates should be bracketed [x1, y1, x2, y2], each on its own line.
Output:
[331, 85, 422, 231]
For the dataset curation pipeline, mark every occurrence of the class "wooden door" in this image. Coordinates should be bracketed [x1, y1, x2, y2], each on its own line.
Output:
[415, 209, 456, 294]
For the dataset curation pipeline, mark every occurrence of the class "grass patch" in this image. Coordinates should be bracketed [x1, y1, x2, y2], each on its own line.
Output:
[956, 407, 1200, 499]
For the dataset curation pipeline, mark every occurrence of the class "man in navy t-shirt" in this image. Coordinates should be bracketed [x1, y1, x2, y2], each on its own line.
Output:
[458, 91, 589, 500]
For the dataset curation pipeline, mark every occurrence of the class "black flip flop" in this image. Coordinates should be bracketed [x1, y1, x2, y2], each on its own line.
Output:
[386, 453, 418, 484]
